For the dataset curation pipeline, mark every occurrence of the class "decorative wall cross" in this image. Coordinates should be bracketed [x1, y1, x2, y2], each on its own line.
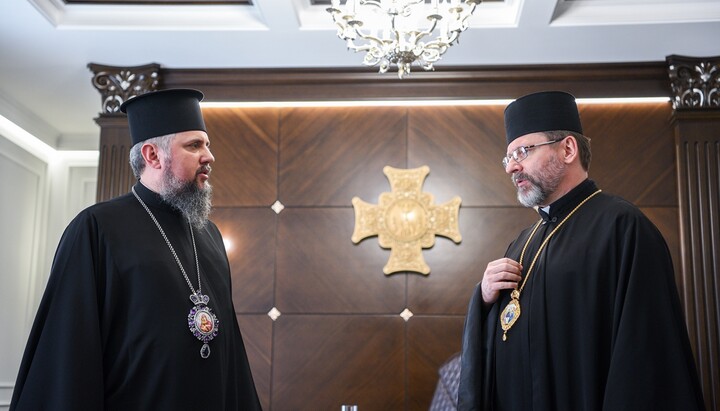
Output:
[352, 165, 462, 275]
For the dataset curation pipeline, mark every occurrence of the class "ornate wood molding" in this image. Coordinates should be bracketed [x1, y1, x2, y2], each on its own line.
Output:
[667, 55, 720, 110]
[88, 63, 161, 114]
[669, 54, 720, 411]
[161, 62, 669, 101]
[94, 115, 136, 202]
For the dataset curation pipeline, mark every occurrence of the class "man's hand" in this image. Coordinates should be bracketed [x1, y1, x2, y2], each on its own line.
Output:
[481, 258, 523, 305]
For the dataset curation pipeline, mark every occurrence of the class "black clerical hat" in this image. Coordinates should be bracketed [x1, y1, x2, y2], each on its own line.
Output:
[504, 91, 583, 145]
[120, 89, 206, 146]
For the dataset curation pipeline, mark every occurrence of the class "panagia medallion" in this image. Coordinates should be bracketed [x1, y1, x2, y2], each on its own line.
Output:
[188, 292, 220, 359]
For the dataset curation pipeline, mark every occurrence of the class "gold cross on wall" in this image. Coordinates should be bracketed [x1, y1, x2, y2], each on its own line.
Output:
[351, 165, 462, 275]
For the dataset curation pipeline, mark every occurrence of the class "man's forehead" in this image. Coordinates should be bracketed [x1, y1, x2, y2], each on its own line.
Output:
[174, 130, 209, 141]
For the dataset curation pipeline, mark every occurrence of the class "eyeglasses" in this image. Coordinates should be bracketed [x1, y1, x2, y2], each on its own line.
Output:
[502, 138, 562, 169]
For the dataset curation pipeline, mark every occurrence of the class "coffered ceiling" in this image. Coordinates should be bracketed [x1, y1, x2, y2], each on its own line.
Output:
[0, 0, 718, 150]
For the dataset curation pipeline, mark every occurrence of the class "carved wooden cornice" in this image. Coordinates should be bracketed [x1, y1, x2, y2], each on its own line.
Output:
[87, 63, 161, 114]
[667, 55, 720, 110]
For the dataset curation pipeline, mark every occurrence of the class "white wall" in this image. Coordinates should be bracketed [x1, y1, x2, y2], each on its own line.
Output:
[0, 132, 97, 410]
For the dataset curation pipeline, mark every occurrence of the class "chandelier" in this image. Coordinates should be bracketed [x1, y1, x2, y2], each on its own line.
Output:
[327, 0, 481, 79]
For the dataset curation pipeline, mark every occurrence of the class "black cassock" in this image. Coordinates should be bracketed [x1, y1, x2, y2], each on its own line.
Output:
[458, 179, 705, 411]
[11, 182, 262, 411]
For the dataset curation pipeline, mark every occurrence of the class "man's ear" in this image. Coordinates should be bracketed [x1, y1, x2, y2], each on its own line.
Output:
[141, 143, 162, 170]
[560, 135, 579, 165]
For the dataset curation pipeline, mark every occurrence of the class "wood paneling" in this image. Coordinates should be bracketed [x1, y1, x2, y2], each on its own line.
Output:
[408, 105, 513, 206]
[272, 315, 405, 411]
[203, 107, 279, 207]
[236, 314, 273, 411]
[407, 316, 465, 410]
[276, 208, 406, 313]
[212, 208, 276, 313]
[279, 106, 407, 206]
[208, 102, 687, 408]
[583, 102, 677, 206]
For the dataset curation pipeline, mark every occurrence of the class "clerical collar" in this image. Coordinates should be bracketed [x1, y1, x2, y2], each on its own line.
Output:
[133, 181, 178, 214]
[537, 179, 598, 222]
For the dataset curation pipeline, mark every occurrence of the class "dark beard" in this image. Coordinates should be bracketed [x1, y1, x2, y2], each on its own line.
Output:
[159, 166, 213, 230]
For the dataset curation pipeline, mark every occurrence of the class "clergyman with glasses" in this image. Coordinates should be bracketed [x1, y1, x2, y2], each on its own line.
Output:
[457, 91, 705, 410]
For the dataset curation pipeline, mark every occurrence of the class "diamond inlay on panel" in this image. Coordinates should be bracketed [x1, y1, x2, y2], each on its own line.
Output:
[267, 307, 281, 321]
[271, 200, 285, 214]
[400, 308, 414, 322]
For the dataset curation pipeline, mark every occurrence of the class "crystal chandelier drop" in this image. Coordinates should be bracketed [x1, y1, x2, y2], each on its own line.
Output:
[327, 0, 481, 79]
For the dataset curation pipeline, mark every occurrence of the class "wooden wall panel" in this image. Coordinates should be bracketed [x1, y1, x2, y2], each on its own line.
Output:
[407, 316, 465, 410]
[213, 105, 679, 410]
[407, 105, 512, 206]
[236, 314, 273, 411]
[583, 102, 676, 206]
[278, 107, 407, 206]
[272, 316, 405, 411]
[213, 208, 276, 313]
[276, 208, 405, 313]
[203, 107, 279, 207]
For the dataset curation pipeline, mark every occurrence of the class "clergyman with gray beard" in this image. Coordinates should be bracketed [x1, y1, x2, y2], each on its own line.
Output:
[10, 89, 263, 411]
[457, 91, 704, 411]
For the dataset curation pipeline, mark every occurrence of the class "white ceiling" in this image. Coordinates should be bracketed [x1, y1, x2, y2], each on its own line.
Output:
[0, 0, 719, 150]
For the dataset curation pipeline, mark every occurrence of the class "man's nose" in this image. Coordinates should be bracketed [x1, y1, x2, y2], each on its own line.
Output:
[202, 147, 215, 164]
[505, 158, 521, 174]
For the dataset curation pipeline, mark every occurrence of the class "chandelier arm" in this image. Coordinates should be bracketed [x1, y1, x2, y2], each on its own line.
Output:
[403, 0, 425, 8]
[350, 43, 379, 53]
[353, 27, 386, 47]
[414, 18, 439, 42]
[445, 29, 460, 45]
[332, 21, 346, 35]
[359, 0, 383, 10]
[345, 37, 384, 54]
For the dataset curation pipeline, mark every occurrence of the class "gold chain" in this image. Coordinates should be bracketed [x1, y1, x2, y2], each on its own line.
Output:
[516, 189, 602, 295]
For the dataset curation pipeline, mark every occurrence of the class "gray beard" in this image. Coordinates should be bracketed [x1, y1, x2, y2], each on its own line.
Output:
[513, 154, 565, 208]
[516, 178, 547, 208]
[159, 166, 213, 230]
